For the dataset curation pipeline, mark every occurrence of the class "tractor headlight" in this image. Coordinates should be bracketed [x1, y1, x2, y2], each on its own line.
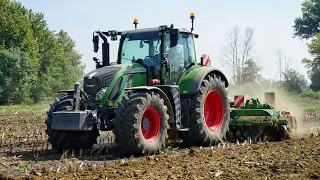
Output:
[95, 87, 107, 100]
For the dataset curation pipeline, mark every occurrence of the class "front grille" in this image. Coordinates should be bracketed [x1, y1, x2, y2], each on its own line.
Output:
[84, 74, 115, 98]
[84, 77, 101, 98]
[101, 73, 115, 87]
[83, 66, 121, 99]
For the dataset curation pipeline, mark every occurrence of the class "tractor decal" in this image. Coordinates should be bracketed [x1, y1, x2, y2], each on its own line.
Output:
[125, 67, 147, 74]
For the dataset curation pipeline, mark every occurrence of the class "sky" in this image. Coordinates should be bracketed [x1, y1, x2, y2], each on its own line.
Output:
[16, 0, 311, 82]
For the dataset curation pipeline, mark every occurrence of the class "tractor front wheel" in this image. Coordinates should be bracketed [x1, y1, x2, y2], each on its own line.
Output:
[113, 91, 169, 156]
[179, 74, 230, 146]
[45, 94, 99, 153]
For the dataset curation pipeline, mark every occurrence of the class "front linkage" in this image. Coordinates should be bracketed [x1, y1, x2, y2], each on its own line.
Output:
[51, 82, 110, 132]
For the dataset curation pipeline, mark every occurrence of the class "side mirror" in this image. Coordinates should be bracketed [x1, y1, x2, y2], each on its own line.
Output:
[93, 35, 99, 53]
[169, 29, 179, 47]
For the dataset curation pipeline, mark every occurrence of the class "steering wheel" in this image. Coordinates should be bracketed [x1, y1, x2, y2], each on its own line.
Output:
[144, 56, 159, 66]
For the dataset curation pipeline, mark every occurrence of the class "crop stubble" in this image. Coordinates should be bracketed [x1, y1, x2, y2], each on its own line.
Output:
[0, 108, 319, 179]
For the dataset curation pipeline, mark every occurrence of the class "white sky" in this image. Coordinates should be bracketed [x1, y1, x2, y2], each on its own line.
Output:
[16, 0, 312, 82]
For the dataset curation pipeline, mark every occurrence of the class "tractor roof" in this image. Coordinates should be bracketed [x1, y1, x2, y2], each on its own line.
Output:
[121, 26, 195, 36]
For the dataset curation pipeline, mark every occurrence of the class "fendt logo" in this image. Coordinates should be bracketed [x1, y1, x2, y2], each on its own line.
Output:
[234, 95, 244, 107]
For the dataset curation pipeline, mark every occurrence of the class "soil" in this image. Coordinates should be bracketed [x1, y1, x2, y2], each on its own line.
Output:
[0, 108, 319, 180]
[0, 133, 318, 180]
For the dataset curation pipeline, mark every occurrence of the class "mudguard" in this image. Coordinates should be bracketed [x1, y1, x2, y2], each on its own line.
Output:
[178, 66, 229, 95]
[125, 86, 175, 125]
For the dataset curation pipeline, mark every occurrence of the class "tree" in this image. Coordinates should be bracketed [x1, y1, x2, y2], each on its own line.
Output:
[293, 0, 320, 39]
[302, 33, 320, 91]
[275, 49, 294, 85]
[0, 0, 85, 104]
[220, 26, 256, 85]
[0, 0, 38, 60]
[282, 69, 308, 93]
[56, 30, 85, 86]
[241, 58, 263, 84]
[293, 0, 320, 91]
[0, 49, 34, 104]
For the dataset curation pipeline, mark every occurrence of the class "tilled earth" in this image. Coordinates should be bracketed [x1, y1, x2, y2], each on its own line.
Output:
[0, 108, 319, 179]
[0, 133, 319, 180]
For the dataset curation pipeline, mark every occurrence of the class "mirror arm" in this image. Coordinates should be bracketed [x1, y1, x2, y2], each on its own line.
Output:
[97, 31, 108, 43]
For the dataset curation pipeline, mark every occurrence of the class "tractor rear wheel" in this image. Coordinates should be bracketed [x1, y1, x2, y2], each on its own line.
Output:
[179, 74, 230, 146]
[45, 94, 99, 153]
[113, 91, 169, 156]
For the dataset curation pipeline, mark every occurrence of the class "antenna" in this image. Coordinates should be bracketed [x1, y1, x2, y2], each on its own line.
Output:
[133, 18, 138, 30]
[190, 12, 195, 32]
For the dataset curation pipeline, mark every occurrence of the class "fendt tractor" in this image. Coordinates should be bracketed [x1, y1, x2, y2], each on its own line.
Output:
[227, 92, 297, 143]
[45, 13, 231, 156]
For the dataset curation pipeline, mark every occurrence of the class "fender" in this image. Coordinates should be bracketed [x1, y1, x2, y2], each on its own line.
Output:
[178, 66, 229, 95]
[125, 86, 174, 124]
[57, 89, 74, 94]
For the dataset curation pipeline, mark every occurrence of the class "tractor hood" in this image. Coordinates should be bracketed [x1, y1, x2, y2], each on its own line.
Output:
[83, 65, 123, 98]
[83, 63, 146, 98]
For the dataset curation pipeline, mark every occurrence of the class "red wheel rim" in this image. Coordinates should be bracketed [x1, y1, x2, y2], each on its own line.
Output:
[141, 107, 160, 142]
[204, 90, 224, 131]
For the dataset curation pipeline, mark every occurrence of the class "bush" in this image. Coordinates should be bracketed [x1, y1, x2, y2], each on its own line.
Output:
[300, 89, 320, 99]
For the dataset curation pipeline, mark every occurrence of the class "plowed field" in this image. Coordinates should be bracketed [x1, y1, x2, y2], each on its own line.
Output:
[0, 104, 319, 180]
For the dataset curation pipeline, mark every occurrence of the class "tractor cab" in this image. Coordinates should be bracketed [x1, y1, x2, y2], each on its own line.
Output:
[92, 13, 199, 85]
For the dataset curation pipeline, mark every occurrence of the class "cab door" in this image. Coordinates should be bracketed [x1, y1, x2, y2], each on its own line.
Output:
[164, 33, 189, 85]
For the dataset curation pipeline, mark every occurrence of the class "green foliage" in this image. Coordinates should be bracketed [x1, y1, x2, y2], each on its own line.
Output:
[0, 0, 38, 60]
[0, 0, 84, 105]
[282, 69, 308, 93]
[18, 161, 32, 173]
[300, 89, 320, 99]
[161, 146, 179, 154]
[302, 102, 320, 112]
[0, 49, 34, 104]
[241, 59, 263, 84]
[293, 0, 320, 39]
[302, 33, 320, 91]
[34, 113, 43, 120]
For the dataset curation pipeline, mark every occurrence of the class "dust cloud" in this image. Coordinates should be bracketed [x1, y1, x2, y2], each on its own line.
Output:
[227, 82, 316, 133]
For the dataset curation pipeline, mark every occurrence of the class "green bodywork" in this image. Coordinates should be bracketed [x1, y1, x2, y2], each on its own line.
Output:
[177, 65, 201, 94]
[90, 62, 206, 108]
[229, 98, 288, 127]
[91, 63, 147, 107]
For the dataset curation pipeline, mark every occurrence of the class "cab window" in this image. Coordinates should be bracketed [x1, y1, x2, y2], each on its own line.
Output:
[186, 35, 196, 64]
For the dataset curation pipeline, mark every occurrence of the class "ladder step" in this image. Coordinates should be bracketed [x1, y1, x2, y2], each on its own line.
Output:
[178, 128, 190, 131]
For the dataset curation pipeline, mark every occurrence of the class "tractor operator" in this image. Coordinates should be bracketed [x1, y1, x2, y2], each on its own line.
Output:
[165, 36, 184, 83]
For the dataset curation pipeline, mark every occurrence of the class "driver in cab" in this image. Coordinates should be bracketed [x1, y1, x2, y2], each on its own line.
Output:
[166, 37, 184, 80]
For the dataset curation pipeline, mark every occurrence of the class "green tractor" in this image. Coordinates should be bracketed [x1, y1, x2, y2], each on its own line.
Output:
[45, 13, 230, 156]
[227, 92, 297, 143]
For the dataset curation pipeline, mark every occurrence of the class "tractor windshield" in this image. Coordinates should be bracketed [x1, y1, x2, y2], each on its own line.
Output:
[120, 30, 161, 65]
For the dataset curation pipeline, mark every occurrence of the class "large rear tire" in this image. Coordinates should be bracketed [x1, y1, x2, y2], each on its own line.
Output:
[113, 91, 169, 156]
[179, 74, 230, 146]
[45, 94, 99, 153]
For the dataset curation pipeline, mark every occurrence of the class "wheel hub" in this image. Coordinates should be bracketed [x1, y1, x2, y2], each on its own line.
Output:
[204, 90, 224, 131]
[141, 107, 160, 142]
[142, 118, 150, 131]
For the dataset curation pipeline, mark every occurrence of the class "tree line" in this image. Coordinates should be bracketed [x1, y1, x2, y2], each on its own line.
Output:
[1, 0, 319, 105]
[220, 0, 320, 95]
[219, 26, 308, 94]
[0, 0, 84, 105]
